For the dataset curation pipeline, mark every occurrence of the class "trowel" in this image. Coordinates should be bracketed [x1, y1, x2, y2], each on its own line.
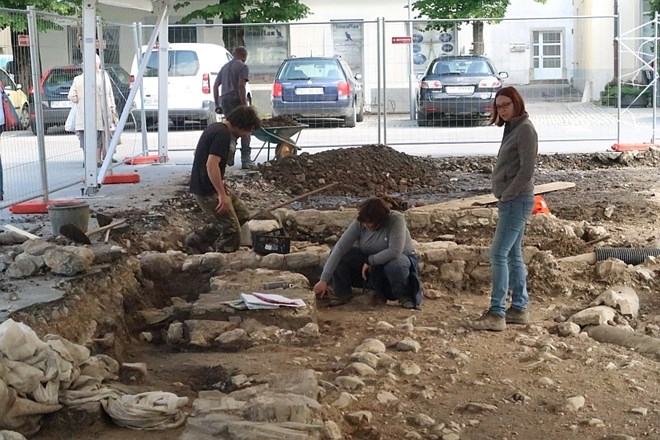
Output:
[60, 220, 127, 245]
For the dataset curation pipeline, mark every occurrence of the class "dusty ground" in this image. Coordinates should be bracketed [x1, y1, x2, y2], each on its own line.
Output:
[23, 146, 660, 439]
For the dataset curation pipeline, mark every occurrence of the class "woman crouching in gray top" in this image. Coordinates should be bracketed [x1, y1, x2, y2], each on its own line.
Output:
[468, 86, 538, 332]
[313, 197, 423, 309]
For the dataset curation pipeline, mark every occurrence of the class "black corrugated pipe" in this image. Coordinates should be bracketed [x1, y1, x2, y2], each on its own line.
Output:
[595, 248, 660, 265]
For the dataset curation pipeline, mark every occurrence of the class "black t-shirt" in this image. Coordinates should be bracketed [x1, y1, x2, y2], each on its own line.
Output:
[189, 122, 231, 195]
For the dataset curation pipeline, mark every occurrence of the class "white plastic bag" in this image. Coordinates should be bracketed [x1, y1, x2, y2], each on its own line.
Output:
[64, 106, 76, 132]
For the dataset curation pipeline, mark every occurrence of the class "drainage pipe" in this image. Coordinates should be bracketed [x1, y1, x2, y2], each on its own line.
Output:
[595, 248, 660, 265]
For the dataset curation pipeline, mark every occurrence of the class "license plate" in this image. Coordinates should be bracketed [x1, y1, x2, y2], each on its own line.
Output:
[295, 87, 323, 95]
[51, 100, 72, 108]
[445, 86, 474, 95]
[144, 96, 158, 107]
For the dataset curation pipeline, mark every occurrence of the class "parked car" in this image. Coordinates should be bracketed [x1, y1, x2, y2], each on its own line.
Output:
[271, 56, 364, 127]
[28, 64, 130, 135]
[0, 67, 29, 130]
[129, 43, 251, 129]
[416, 55, 508, 126]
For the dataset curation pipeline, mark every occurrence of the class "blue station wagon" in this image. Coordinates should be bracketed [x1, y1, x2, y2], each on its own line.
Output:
[271, 56, 364, 127]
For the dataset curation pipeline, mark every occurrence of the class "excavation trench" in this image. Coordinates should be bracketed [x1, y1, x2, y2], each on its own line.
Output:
[4, 199, 660, 439]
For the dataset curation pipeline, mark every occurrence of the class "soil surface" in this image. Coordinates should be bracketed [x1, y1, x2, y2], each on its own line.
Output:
[26, 146, 660, 439]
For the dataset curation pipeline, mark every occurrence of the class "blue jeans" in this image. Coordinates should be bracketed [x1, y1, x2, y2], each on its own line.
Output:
[489, 193, 534, 316]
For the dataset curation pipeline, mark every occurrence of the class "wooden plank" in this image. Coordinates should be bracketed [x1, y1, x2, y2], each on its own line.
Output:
[410, 181, 576, 211]
[4, 224, 40, 240]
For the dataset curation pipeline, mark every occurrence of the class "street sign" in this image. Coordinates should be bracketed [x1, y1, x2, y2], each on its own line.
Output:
[392, 36, 412, 44]
[17, 34, 29, 46]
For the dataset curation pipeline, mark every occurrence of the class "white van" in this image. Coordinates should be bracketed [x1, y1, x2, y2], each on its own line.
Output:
[129, 43, 251, 129]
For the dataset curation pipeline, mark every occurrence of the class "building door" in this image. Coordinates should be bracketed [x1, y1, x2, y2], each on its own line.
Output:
[533, 30, 562, 80]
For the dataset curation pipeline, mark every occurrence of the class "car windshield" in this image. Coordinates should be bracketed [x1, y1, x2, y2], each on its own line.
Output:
[280, 61, 342, 80]
[106, 65, 130, 85]
[141, 50, 200, 77]
[429, 59, 493, 76]
[44, 68, 80, 90]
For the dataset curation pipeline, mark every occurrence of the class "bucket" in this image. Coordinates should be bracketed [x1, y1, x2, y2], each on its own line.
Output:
[48, 202, 90, 236]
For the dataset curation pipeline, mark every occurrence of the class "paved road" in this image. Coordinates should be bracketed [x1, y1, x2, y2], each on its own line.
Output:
[1, 100, 658, 215]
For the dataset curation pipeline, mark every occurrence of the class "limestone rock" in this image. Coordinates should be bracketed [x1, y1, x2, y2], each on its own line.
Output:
[590, 285, 639, 317]
[44, 247, 91, 276]
[569, 306, 617, 326]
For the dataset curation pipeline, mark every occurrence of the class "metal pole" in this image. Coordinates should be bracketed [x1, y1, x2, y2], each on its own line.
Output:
[27, 7, 49, 202]
[653, 12, 658, 143]
[134, 22, 149, 155]
[382, 17, 388, 146]
[407, 0, 415, 120]
[157, 0, 169, 163]
[377, 17, 382, 145]
[616, 4, 621, 144]
[83, 0, 99, 196]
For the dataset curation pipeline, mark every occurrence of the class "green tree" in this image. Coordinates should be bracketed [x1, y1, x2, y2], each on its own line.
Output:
[0, 1, 79, 88]
[411, 0, 545, 55]
[175, 0, 310, 49]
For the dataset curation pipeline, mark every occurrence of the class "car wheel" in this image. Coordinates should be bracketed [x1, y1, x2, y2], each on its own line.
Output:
[30, 119, 37, 135]
[345, 101, 357, 128]
[356, 103, 364, 123]
[201, 114, 216, 129]
[19, 105, 30, 130]
[417, 116, 429, 127]
[275, 141, 297, 159]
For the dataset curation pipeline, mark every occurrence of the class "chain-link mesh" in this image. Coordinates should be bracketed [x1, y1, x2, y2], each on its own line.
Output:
[0, 6, 655, 212]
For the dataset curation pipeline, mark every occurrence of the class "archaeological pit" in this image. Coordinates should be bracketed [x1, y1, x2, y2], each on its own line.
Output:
[0, 145, 659, 440]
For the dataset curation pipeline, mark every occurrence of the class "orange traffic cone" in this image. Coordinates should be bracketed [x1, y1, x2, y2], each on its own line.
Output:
[532, 195, 550, 215]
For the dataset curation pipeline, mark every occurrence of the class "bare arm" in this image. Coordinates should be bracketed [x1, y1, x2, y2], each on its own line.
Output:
[213, 74, 221, 108]
[238, 78, 248, 106]
[68, 78, 79, 104]
[206, 154, 230, 212]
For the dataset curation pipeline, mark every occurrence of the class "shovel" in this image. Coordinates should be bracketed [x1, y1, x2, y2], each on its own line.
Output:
[60, 220, 127, 244]
[249, 182, 338, 220]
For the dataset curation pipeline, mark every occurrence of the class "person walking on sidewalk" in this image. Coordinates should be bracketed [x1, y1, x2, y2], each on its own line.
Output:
[467, 86, 538, 332]
[213, 46, 256, 170]
[186, 105, 261, 253]
[68, 54, 116, 168]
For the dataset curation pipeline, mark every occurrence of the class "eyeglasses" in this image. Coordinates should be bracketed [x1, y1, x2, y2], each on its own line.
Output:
[496, 101, 513, 111]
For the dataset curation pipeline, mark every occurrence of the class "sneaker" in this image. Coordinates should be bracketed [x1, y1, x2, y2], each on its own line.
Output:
[467, 311, 506, 332]
[241, 161, 258, 170]
[399, 299, 416, 309]
[328, 296, 352, 307]
[505, 308, 529, 325]
[369, 294, 388, 306]
[184, 232, 209, 254]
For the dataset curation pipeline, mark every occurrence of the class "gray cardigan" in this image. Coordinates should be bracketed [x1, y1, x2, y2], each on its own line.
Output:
[320, 211, 414, 282]
[491, 113, 538, 202]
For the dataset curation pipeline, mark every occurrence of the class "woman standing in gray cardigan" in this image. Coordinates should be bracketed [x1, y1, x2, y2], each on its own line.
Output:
[468, 86, 538, 331]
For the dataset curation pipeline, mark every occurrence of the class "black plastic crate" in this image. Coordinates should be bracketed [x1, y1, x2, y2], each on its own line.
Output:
[253, 228, 291, 255]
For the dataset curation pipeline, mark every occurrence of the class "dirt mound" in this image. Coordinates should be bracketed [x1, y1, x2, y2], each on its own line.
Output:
[259, 144, 449, 196]
[260, 115, 300, 128]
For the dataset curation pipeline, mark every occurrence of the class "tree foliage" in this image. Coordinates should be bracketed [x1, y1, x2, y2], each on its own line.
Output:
[175, 0, 310, 24]
[0, 0, 79, 31]
[174, 0, 310, 50]
[411, 0, 546, 55]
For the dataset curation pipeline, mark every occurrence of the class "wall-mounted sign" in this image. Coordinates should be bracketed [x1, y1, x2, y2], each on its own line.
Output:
[244, 25, 289, 83]
[332, 20, 364, 76]
[412, 24, 456, 74]
[392, 36, 412, 44]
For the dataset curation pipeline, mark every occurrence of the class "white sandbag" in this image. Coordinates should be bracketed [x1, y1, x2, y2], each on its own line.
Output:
[0, 430, 28, 440]
[0, 320, 48, 362]
[44, 335, 90, 366]
[1, 360, 43, 394]
[102, 392, 188, 430]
